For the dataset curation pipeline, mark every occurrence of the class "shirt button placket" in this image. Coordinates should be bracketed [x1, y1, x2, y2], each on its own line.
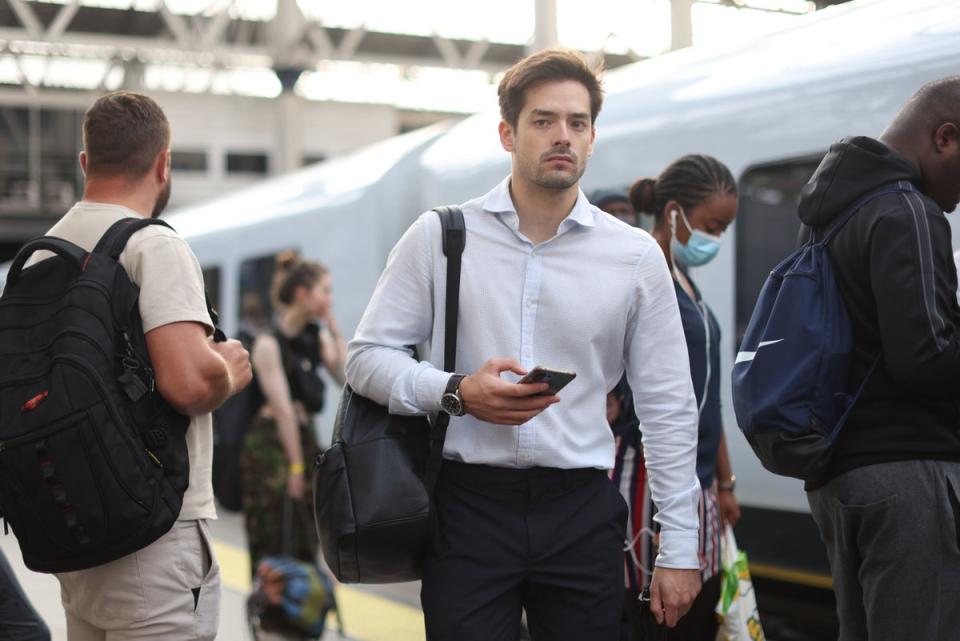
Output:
[518, 250, 542, 466]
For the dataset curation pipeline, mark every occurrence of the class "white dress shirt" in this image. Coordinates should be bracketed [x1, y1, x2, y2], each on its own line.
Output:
[347, 176, 701, 569]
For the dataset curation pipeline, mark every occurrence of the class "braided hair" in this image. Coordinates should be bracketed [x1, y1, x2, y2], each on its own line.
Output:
[628, 154, 737, 222]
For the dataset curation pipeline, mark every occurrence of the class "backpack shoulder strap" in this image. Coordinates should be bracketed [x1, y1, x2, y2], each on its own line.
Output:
[92, 217, 226, 341]
[93, 218, 175, 259]
[817, 182, 918, 245]
[425, 205, 466, 494]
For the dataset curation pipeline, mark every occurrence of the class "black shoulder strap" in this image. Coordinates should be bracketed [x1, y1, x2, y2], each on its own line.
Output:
[437, 206, 465, 373]
[425, 205, 466, 494]
[93, 218, 174, 259]
[93, 217, 226, 342]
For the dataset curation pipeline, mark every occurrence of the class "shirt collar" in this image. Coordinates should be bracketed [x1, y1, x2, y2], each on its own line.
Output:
[481, 176, 597, 231]
[71, 200, 145, 220]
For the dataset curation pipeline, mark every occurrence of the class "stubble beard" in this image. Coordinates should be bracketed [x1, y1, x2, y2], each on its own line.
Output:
[151, 180, 172, 219]
[525, 156, 585, 191]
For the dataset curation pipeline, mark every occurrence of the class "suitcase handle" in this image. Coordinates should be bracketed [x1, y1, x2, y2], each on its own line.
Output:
[5, 236, 89, 292]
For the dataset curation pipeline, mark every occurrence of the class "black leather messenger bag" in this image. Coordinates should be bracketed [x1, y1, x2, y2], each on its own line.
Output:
[312, 206, 464, 583]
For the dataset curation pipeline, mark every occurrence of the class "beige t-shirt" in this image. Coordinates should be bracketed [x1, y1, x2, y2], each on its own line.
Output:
[35, 201, 217, 521]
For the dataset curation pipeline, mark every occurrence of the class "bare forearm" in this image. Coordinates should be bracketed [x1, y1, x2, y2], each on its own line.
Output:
[273, 406, 304, 467]
[324, 322, 348, 386]
[716, 431, 733, 484]
[160, 353, 232, 417]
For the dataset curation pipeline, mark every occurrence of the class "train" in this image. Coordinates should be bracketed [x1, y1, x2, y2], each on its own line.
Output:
[4, 0, 959, 636]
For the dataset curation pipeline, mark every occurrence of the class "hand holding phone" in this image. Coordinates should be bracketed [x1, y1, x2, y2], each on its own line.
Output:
[518, 366, 577, 395]
[458, 358, 561, 426]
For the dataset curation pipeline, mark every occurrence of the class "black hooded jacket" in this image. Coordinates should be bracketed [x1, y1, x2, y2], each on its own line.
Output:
[799, 136, 960, 488]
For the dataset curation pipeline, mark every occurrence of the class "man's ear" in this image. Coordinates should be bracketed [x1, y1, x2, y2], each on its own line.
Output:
[79, 151, 88, 176]
[499, 120, 515, 153]
[156, 149, 170, 183]
[934, 122, 959, 154]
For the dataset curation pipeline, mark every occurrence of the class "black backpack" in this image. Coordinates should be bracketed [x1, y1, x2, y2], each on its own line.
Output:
[212, 328, 261, 512]
[0, 218, 212, 573]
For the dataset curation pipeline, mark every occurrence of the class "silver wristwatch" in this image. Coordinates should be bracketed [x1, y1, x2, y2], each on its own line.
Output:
[439, 374, 467, 416]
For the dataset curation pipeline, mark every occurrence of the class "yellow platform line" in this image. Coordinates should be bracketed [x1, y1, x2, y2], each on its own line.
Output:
[212, 539, 426, 641]
[749, 561, 833, 590]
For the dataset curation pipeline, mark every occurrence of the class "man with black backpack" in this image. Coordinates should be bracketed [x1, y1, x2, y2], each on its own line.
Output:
[797, 78, 960, 640]
[16, 92, 252, 640]
[346, 49, 702, 640]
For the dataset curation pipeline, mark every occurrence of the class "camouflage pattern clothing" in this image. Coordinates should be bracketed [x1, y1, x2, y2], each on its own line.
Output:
[241, 416, 321, 576]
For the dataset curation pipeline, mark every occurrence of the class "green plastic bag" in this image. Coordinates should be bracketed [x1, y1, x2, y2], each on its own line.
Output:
[715, 525, 765, 641]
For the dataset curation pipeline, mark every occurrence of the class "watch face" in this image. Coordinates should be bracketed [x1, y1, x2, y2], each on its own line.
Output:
[440, 393, 463, 416]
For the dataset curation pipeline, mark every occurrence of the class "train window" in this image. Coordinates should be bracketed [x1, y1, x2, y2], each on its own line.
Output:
[201, 266, 221, 317]
[735, 155, 825, 348]
[172, 150, 208, 173]
[238, 252, 292, 338]
[226, 152, 269, 175]
[302, 153, 327, 167]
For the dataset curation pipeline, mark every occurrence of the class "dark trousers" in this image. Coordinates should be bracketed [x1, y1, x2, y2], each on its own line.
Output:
[807, 460, 960, 641]
[421, 461, 627, 641]
[0, 549, 50, 641]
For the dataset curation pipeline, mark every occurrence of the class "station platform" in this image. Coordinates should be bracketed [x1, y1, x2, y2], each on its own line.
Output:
[1, 509, 426, 641]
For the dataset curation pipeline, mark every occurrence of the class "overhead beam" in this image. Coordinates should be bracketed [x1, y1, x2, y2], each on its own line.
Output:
[432, 34, 462, 67]
[306, 26, 334, 60]
[0, 25, 518, 77]
[8, 0, 43, 39]
[201, 7, 233, 51]
[337, 26, 366, 59]
[708, 0, 816, 14]
[158, 0, 192, 48]
[47, 0, 81, 41]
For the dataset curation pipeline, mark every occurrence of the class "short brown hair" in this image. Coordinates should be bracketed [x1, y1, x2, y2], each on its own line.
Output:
[82, 91, 170, 178]
[498, 48, 605, 128]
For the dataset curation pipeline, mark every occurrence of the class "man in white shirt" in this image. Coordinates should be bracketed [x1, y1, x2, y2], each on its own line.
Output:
[347, 49, 701, 640]
[38, 92, 252, 640]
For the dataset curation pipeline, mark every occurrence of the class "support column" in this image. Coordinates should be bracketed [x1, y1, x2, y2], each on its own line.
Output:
[671, 0, 694, 51]
[275, 92, 301, 174]
[531, 0, 558, 53]
[268, 0, 308, 174]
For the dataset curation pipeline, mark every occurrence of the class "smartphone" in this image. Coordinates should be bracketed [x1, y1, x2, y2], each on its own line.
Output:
[518, 366, 577, 395]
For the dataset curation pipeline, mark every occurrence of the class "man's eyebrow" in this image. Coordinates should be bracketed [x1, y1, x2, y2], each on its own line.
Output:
[529, 109, 591, 120]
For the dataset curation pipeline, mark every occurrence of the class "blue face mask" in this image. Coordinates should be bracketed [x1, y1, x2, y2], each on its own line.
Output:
[671, 208, 722, 267]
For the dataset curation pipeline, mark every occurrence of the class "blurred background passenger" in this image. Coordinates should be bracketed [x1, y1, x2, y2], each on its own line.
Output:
[240, 252, 347, 585]
[593, 189, 638, 227]
[611, 155, 742, 640]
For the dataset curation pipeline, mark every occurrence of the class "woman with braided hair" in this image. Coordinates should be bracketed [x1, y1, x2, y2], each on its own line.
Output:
[610, 154, 741, 640]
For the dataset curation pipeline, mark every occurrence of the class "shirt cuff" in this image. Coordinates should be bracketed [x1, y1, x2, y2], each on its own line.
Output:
[414, 364, 452, 413]
[655, 532, 700, 570]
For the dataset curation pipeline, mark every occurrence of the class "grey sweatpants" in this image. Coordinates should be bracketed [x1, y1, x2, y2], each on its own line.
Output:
[807, 460, 960, 641]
